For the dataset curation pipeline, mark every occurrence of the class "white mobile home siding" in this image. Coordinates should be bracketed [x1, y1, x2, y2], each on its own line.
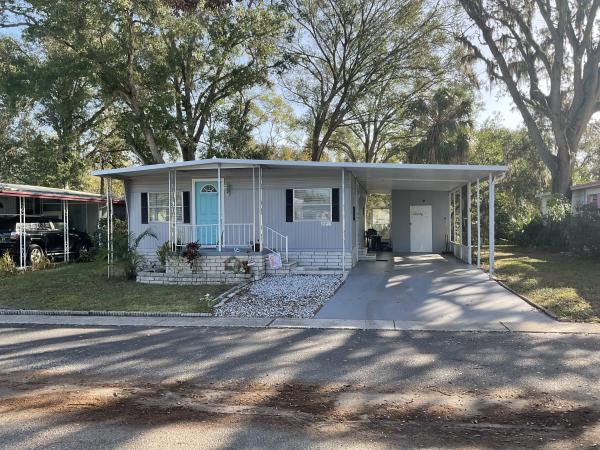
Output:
[125, 168, 354, 257]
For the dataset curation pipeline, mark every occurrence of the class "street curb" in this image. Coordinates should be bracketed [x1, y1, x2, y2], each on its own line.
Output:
[493, 279, 560, 321]
[0, 309, 212, 318]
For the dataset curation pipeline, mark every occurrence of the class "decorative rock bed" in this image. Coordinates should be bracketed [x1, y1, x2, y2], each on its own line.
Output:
[214, 274, 343, 318]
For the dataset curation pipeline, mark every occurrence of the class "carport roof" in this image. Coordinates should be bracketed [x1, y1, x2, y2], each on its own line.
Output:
[92, 158, 507, 192]
[0, 183, 123, 203]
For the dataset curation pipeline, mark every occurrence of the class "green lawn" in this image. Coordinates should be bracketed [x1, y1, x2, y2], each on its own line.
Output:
[483, 246, 600, 322]
[0, 260, 231, 313]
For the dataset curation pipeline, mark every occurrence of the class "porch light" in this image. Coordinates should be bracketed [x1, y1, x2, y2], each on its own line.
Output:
[225, 184, 231, 196]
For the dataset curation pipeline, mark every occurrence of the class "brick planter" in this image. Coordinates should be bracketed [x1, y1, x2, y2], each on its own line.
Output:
[137, 254, 268, 285]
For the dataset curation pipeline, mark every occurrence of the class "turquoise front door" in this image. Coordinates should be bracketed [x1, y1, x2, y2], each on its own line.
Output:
[194, 180, 219, 245]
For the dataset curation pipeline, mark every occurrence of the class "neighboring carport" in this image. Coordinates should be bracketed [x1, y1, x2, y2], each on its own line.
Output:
[0, 183, 123, 268]
[316, 254, 553, 323]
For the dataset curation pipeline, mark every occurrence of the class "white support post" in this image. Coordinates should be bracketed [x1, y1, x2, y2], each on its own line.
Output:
[19, 196, 26, 268]
[459, 187, 463, 247]
[106, 177, 113, 279]
[259, 166, 263, 252]
[63, 199, 70, 262]
[174, 170, 178, 249]
[448, 191, 452, 251]
[252, 167, 256, 251]
[217, 164, 222, 252]
[341, 169, 346, 272]
[467, 182, 472, 265]
[168, 170, 172, 250]
[488, 173, 495, 278]
[477, 178, 481, 269]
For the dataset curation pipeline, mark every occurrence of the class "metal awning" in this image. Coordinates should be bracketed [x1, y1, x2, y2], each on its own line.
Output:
[92, 158, 507, 193]
[0, 183, 123, 203]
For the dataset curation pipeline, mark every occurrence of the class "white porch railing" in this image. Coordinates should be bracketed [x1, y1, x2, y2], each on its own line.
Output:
[222, 223, 253, 248]
[175, 223, 253, 248]
[264, 226, 288, 262]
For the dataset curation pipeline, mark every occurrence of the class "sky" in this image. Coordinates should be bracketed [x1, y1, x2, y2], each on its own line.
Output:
[477, 86, 523, 129]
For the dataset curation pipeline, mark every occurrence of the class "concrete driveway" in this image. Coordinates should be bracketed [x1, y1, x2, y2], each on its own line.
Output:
[316, 253, 554, 324]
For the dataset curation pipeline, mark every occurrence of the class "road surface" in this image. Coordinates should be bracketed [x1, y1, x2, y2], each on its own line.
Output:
[0, 324, 599, 449]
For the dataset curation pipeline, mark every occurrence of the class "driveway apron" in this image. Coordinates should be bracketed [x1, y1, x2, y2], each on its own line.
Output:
[316, 253, 553, 323]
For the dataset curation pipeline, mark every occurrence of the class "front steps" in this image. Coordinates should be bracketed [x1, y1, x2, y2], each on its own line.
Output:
[358, 247, 376, 261]
[265, 259, 344, 275]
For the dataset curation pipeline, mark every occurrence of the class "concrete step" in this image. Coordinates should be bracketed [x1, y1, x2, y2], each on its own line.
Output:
[358, 254, 376, 261]
[290, 266, 344, 275]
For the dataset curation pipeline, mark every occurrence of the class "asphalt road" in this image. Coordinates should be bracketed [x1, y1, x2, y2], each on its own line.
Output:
[1, 324, 599, 449]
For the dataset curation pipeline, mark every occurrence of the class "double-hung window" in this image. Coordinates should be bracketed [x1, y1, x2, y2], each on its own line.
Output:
[293, 188, 332, 221]
[148, 192, 184, 223]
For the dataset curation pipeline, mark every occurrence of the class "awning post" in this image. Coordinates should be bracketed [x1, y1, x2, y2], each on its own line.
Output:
[467, 182, 471, 265]
[341, 169, 346, 272]
[19, 196, 26, 268]
[106, 177, 113, 279]
[217, 164, 222, 251]
[476, 179, 481, 269]
[174, 170, 178, 249]
[63, 199, 70, 262]
[259, 166, 263, 252]
[488, 173, 495, 278]
[252, 167, 256, 250]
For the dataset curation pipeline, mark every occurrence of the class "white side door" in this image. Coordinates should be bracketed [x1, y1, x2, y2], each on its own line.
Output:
[410, 205, 432, 252]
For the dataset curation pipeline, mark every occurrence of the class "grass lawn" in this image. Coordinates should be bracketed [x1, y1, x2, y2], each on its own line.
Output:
[484, 246, 600, 322]
[0, 260, 232, 313]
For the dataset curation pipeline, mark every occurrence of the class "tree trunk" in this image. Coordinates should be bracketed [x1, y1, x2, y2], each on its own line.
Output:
[552, 142, 572, 197]
[180, 143, 195, 161]
[310, 123, 323, 161]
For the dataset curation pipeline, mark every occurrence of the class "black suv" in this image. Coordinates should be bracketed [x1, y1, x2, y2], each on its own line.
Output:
[0, 215, 92, 264]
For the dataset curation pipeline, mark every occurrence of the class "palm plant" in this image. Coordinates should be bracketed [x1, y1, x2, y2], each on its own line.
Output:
[407, 87, 474, 164]
[113, 228, 158, 280]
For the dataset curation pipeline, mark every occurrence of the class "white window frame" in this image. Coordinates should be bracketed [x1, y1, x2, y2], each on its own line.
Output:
[147, 191, 184, 224]
[292, 188, 333, 222]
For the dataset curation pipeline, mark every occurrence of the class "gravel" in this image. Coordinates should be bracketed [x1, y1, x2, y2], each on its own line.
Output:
[214, 274, 343, 318]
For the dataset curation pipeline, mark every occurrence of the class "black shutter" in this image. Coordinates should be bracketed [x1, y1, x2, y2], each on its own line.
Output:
[141, 192, 148, 224]
[332, 188, 340, 222]
[183, 191, 191, 223]
[286, 189, 293, 222]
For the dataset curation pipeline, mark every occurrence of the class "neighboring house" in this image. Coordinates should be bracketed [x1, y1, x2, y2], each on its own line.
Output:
[93, 159, 506, 273]
[537, 181, 600, 215]
[571, 181, 600, 213]
[0, 183, 124, 267]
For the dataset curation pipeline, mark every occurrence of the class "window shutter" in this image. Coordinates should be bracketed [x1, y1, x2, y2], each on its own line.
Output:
[332, 188, 340, 222]
[183, 191, 191, 223]
[141, 192, 148, 224]
[286, 189, 293, 222]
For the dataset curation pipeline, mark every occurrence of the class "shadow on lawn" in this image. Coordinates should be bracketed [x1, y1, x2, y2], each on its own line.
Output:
[485, 246, 600, 321]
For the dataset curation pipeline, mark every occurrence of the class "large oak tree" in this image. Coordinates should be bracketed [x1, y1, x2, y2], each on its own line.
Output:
[457, 0, 600, 195]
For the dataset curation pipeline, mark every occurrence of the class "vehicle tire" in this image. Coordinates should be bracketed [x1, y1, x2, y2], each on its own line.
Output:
[28, 245, 44, 265]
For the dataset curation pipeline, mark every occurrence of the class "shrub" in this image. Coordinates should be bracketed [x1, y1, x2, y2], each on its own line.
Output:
[567, 205, 600, 256]
[182, 241, 201, 269]
[31, 255, 52, 271]
[514, 215, 569, 249]
[156, 241, 173, 267]
[77, 248, 94, 263]
[514, 195, 571, 249]
[111, 228, 157, 280]
[0, 251, 17, 276]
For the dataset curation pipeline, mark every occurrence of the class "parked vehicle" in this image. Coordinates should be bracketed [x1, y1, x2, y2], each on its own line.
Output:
[0, 215, 92, 264]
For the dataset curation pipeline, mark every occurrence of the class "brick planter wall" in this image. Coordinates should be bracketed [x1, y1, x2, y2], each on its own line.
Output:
[286, 251, 353, 269]
[137, 254, 267, 285]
